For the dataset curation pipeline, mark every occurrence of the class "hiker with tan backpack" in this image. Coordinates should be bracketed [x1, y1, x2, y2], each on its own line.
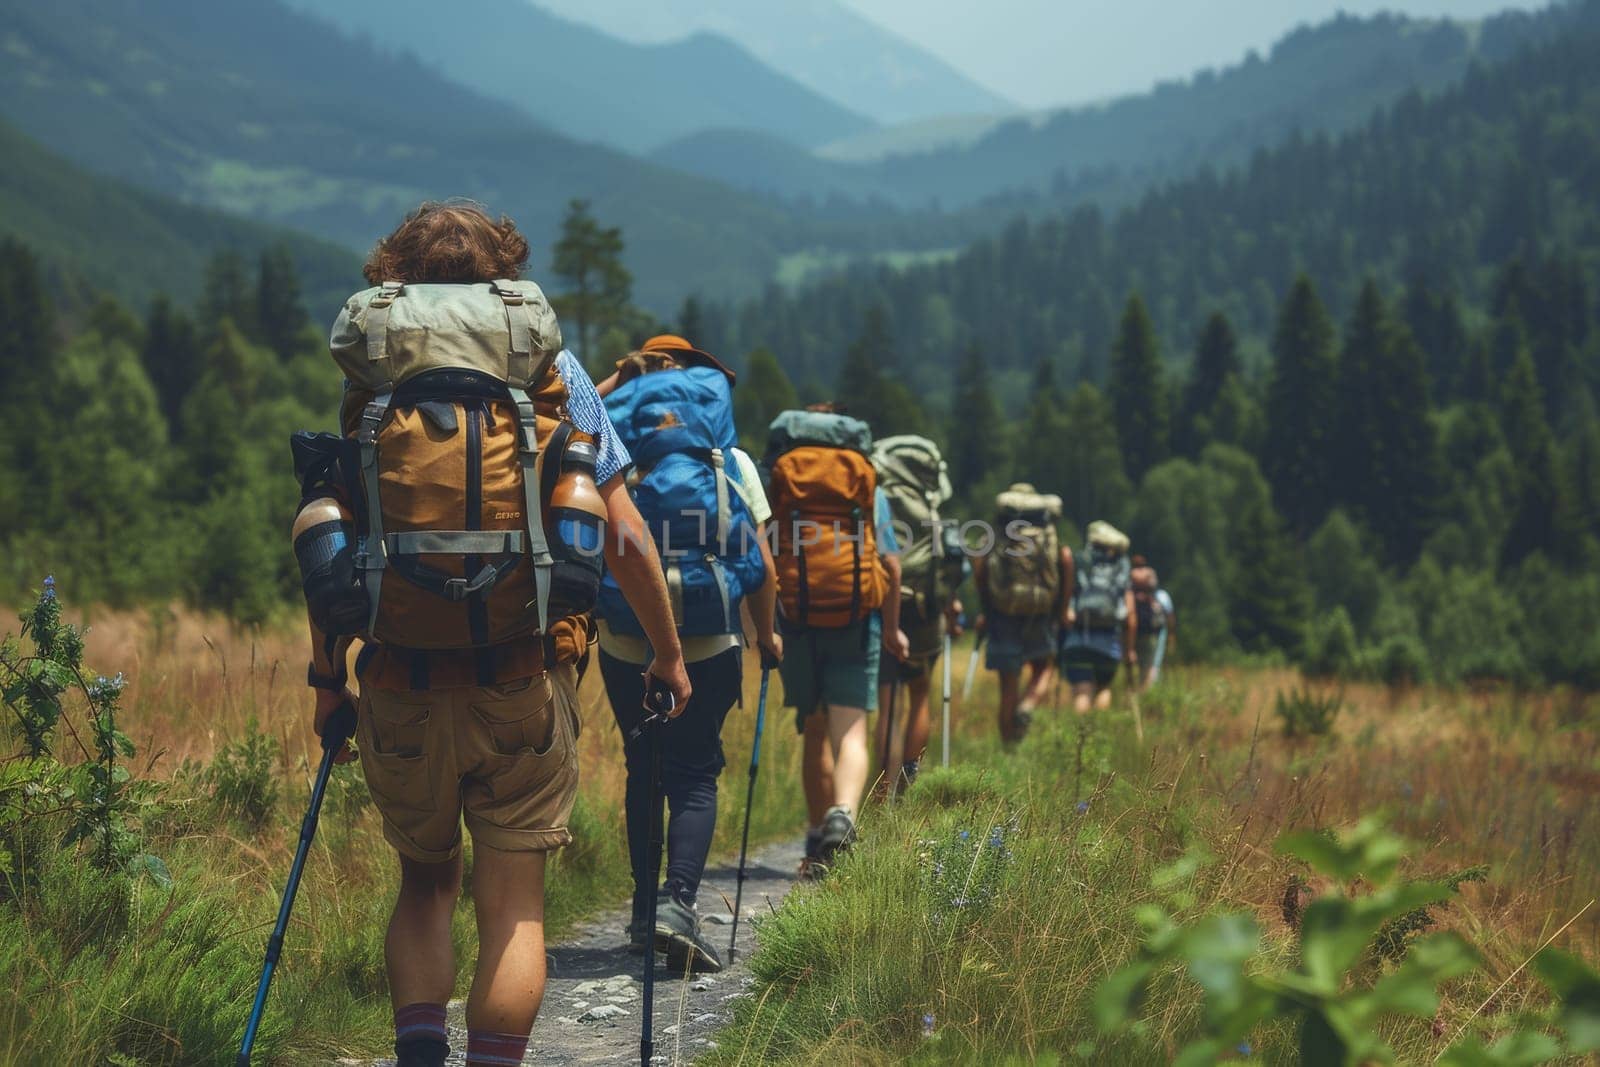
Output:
[592, 335, 782, 974]
[1060, 520, 1138, 714]
[763, 407, 908, 876]
[291, 203, 690, 1067]
[972, 484, 1073, 745]
[1131, 554, 1176, 690]
[871, 435, 967, 794]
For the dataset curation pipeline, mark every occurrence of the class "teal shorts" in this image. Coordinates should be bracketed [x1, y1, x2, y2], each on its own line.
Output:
[780, 615, 881, 732]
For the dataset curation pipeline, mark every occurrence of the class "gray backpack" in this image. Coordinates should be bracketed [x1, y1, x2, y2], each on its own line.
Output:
[1074, 544, 1131, 630]
[872, 435, 962, 617]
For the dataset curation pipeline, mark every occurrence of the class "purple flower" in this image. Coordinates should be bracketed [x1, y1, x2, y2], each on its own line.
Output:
[1236, 1041, 1252, 1056]
[921, 1013, 935, 1038]
[1076, 800, 1090, 814]
[42, 575, 56, 600]
[958, 829, 970, 841]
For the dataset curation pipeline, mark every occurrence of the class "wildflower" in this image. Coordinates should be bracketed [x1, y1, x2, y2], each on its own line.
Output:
[1076, 800, 1090, 814]
[988, 828, 1005, 849]
[921, 1013, 935, 1038]
[42, 575, 56, 600]
[1236, 1041, 1252, 1057]
[958, 829, 970, 841]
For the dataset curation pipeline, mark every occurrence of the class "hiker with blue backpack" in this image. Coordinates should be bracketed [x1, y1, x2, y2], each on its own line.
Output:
[1060, 520, 1138, 714]
[1131, 554, 1176, 690]
[594, 336, 781, 974]
[764, 406, 908, 877]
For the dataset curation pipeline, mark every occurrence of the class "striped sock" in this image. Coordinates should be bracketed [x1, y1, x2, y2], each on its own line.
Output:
[394, 1002, 448, 1062]
[466, 1029, 530, 1066]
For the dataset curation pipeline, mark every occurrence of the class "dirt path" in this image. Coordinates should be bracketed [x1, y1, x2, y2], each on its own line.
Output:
[349, 836, 804, 1066]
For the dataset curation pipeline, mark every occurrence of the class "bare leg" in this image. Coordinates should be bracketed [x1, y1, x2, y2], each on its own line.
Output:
[1072, 681, 1094, 716]
[386, 853, 463, 1011]
[904, 676, 932, 764]
[1094, 684, 1114, 712]
[466, 844, 548, 1036]
[997, 670, 1021, 741]
[1021, 657, 1054, 710]
[802, 711, 834, 829]
[826, 705, 869, 813]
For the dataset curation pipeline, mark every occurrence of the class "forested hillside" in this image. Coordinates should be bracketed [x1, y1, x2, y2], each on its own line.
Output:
[651, 3, 1584, 210]
[0, 0, 957, 311]
[0, 120, 358, 315]
[279, 0, 874, 154]
[703, 6, 1600, 400]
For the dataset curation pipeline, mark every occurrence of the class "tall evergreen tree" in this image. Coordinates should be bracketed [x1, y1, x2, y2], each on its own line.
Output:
[733, 346, 798, 449]
[1178, 311, 1240, 455]
[1498, 345, 1564, 564]
[1402, 279, 1467, 401]
[549, 199, 632, 375]
[1014, 357, 1071, 491]
[677, 295, 705, 343]
[1262, 275, 1339, 536]
[255, 244, 307, 360]
[141, 297, 205, 430]
[1060, 382, 1133, 526]
[1107, 293, 1169, 480]
[1205, 445, 1307, 653]
[947, 344, 1007, 508]
[0, 240, 58, 527]
[199, 249, 255, 338]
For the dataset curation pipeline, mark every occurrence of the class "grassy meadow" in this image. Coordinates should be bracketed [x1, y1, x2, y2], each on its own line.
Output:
[3, 599, 1598, 1064]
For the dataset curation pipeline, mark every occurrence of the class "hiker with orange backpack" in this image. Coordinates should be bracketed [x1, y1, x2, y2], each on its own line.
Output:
[763, 407, 908, 876]
[292, 203, 690, 1067]
[592, 337, 782, 974]
[972, 484, 1072, 745]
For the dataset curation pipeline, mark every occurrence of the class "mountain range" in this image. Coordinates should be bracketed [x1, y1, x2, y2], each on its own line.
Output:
[278, 0, 876, 154]
[526, 0, 1017, 125]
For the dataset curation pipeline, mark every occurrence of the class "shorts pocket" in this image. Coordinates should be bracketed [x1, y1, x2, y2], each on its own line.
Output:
[359, 691, 436, 814]
[470, 675, 557, 757]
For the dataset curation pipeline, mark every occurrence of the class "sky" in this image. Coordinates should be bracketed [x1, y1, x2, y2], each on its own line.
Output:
[840, 0, 1553, 109]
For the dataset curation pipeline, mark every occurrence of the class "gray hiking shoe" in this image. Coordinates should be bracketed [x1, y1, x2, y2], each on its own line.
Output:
[815, 805, 856, 874]
[654, 893, 724, 974]
[799, 827, 823, 881]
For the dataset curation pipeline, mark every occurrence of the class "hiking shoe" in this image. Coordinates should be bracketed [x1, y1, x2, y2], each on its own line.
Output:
[625, 914, 648, 954]
[799, 827, 823, 880]
[815, 805, 856, 874]
[395, 1037, 449, 1067]
[1014, 708, 1033, 740]
[900, 758, 921, 789]
[654, 893, 724, 974]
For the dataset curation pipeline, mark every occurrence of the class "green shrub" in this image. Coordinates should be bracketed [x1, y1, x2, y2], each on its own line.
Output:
[203, 723, 281, 831]
[1302, 606, 1360, 677]
[1274, 686, 1342, 738]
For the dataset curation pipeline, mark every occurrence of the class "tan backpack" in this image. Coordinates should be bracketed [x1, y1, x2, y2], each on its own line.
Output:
[326, 279, 602, 650]
[985, 483, 1062, 618]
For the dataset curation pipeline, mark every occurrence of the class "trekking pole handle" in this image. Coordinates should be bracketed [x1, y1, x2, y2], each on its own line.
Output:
[759, 647, 782, 672]
[320, 700, 357, 752]
[627, 679, 676, 743]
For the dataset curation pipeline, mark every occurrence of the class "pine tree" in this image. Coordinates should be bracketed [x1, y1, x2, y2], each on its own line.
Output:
[1178, 311, 1240, 455]
[1107, 292, 1169, 480]
[255, 244, 307, 360]
[677, 296, 705, 343]
[1205, 445, 1307, 652]
[549, 199, 632, 375]
[199, 250, 255, 338]
[947, 344, 1008, 508]
[0, 240, 58, 530]
[140, 297, 205, 430]
[1262, 275, 1339, 536]
[1402, 279, 1467, 401]
[1014, 358, 1071, 490]
[1498, 345, 1564, 564]
[733, 347, 798, 450]
[1060, 382, 1132, 527]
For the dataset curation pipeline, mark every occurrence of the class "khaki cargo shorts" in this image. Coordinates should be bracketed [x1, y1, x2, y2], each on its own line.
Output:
[356, 664, 582, 862]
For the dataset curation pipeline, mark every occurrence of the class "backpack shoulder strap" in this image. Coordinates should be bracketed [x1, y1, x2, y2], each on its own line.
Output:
[364, 281, 405, 386]
[355, 388, 395, 636]
[491, 279, 556, 388]
[507, 385, 556, 632]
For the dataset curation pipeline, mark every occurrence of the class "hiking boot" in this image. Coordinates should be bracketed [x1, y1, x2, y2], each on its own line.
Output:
[1014, 708, 1033, 741]
[395, 1037, 449, 1067]
[899, 758, 921, 790]
[815, 805, 856, 874]
[798, 827, 823, 881]
[625, 914, 648, 954]
[653, 892, 724, 974]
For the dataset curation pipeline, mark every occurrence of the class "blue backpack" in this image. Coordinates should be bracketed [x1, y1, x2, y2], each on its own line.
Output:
[596, 366, 767, 638]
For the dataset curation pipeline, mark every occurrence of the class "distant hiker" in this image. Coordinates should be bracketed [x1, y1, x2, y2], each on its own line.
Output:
[1060, 520, 1136, 714]
[295, 202, 690, 1067]
[764, 406, 908, 877]
[593, 336, 782, 974]
[871, 435, 967, 792]
[973, 484, 1072, 745]
[1131, 555, 1176, 689]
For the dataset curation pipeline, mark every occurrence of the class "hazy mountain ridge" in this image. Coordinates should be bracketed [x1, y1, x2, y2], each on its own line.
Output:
[527, 0, 1015, 125]
[0, 118, 359, 316]
[650, 4, 1583, 212]
[0, 0, 969, 313]
[279, 0, 876, 154]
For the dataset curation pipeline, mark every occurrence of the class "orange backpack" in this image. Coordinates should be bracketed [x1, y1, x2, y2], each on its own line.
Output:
[765, 412, 888, 628]
[324, 280, 605, 651]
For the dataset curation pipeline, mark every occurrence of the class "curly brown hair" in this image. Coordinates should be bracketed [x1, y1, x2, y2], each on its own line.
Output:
[362, 201, 529, 285]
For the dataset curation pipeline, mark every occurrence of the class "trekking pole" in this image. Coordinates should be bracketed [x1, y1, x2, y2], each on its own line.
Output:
[882, 678, 902, 803]
[635, 679, 675, 1067]
[961, 633, 985, 701]
[1125, 660, 1145, 746]
[1151, 628, 1168, 685]
[940, 632, 952, 769]
[729, 652, 777, 964]
[238, 701, 357, 1066]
